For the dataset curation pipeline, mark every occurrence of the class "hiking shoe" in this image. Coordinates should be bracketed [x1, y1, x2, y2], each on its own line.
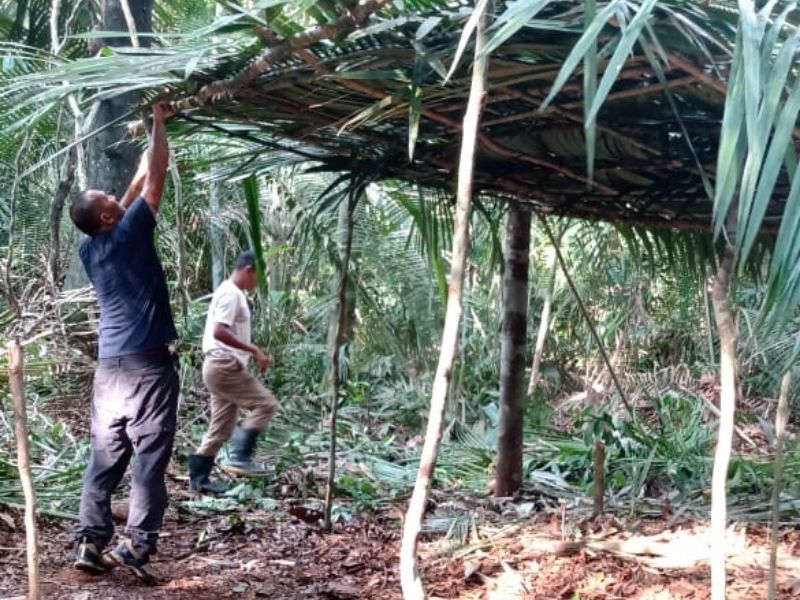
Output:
[74, 539, 114, 574]
[110, 539, 159, 585]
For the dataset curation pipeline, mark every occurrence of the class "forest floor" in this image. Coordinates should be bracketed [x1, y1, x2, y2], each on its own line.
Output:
[3, 486, 800, 600]
[3, 370, 800, 598]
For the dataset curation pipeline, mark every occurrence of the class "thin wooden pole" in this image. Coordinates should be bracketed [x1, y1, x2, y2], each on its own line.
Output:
[593, 439, 606, 517]
[323, 190, 358, 532]
[8, 338, 40, 600]
[768, 371, 792, 600]
[399, 2, 489, 597]
[709, 244, 736, 600]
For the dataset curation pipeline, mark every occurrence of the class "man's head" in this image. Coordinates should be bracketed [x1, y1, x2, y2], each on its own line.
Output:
[231, 250, 258, 291]
[69, 190, 125, 235]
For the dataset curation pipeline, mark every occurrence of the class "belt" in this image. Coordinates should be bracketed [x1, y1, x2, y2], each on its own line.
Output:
[98, 346, 174, 369]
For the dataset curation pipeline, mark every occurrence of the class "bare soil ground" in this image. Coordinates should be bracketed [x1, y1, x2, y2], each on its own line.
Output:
[3, 496, 800, 599]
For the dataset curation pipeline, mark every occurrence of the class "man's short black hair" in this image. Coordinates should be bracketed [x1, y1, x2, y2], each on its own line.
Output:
[70, 190, 102, 235]
[234, 250, 256, 271]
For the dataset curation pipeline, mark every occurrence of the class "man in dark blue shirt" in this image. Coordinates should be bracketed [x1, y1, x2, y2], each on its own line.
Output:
[70, 102, 178, 584]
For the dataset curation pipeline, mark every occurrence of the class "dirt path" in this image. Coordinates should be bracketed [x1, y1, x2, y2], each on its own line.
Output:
[3, 503, 800, 599]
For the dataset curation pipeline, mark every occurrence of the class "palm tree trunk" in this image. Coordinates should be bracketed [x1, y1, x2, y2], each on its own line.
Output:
[8, 339, 40, 600]
[527, 226, 560, 397]
[495, 202, 531, 497]
[709, 244, 737, 600]
[65, 0, 154, 290]
[324, 191, 358, 532]
[399, 3, 489, 597]
[768, 370, 792, 600]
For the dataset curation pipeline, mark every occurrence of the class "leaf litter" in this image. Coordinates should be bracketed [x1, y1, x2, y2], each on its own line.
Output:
[2, 490, 800, 599]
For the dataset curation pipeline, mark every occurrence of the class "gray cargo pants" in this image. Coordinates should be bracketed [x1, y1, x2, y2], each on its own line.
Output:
[74, 347, 179, 558]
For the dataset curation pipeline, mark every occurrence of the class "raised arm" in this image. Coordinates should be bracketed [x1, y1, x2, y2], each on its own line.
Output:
[119, 150, 150, 209]
[140, 102, 173, 216]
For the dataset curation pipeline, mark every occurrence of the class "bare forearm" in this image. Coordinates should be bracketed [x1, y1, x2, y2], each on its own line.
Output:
[149, 115, 168, 177]
[141, 106, 170, 213]
[119, 151, 149, 208]
[213, 324, 257, 355]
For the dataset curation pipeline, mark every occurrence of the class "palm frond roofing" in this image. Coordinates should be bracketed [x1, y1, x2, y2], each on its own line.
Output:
[164, 2, 784, 230]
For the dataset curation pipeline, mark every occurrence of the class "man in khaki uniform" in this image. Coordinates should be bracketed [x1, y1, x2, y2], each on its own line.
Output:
[187, 251, 279, 493]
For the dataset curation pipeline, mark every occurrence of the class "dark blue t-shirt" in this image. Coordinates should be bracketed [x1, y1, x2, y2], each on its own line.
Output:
[79, 197, 178, 358]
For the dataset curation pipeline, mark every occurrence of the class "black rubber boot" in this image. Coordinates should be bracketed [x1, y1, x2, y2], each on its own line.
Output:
[223, 428, 269, 477]
[187, 454, 228, 494]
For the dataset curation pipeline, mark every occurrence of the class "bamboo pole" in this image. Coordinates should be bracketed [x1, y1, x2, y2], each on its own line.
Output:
[399, 2, 489, 597]
[8, 338, 40, 600]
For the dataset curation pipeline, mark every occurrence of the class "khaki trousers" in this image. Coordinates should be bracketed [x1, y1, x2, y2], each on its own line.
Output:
[195, 352, 278, 457]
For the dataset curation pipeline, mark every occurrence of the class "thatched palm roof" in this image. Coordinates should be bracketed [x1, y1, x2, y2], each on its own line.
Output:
[166, 1, 777, 231]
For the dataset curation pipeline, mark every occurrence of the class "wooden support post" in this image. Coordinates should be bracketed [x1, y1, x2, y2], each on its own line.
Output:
[769, 371, 792, 600]
[593, 439, 606, 517]
[709, 245, 736, 600]
[399, 1, 489, 596]
[323, 190, 358, 533]
[8, 338, 40, 600]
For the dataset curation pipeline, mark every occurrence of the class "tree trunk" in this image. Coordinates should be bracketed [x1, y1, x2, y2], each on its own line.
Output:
[709, 244, 737, 600]
[49, 147, 77, 288]
[9, 339, 40, 600]
[495, 202, 531, 498]
[328, 198, 358, 348]
[399, 2, 489, 597]
[65, 0, 153, 290]
[593, 439, 605, 517]
[209, 182, 225, 289]
[208, 3, 226, 291]
[3, 135, 29, 315]
[527, 225, 560, 397]
[768, 370, 792, 600]
[323, 191, 358, 532]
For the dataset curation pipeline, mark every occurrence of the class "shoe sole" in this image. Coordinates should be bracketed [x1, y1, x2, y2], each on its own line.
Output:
[221, 465, 268, 477]
[74, 558, 112, 574]
[110, 553, 159, 585]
